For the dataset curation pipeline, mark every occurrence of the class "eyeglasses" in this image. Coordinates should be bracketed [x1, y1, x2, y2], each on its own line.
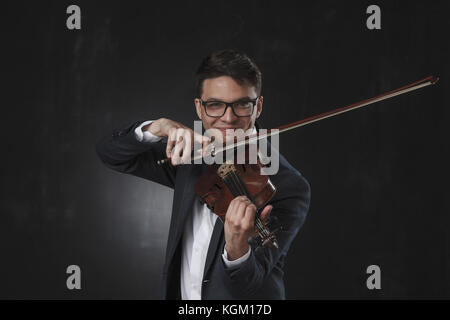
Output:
[199, 97, 259, 118]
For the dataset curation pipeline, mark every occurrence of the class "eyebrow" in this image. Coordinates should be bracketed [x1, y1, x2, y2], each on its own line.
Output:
[204, 96, 253, 102]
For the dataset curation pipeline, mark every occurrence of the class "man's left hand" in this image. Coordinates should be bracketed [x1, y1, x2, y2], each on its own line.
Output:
[224, 196, 272, 261]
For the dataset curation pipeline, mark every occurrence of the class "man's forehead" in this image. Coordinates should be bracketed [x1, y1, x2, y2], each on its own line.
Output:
[202, 76, 257, 100]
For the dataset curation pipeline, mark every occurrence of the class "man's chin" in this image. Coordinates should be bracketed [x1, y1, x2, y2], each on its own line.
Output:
[204, 127, 252, 144]
[222, 129, 238, 136]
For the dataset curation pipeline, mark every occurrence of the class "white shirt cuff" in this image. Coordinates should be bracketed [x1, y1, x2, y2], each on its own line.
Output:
[222, 246, 251, 268]
[134, 120, 162, 143]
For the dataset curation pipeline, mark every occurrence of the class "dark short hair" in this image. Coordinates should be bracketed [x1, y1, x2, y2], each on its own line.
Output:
[195, 49, 262, 98]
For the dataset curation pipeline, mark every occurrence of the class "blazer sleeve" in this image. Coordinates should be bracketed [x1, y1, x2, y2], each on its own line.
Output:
[95, 120, 176, 189]
[221, 169, 311, 297]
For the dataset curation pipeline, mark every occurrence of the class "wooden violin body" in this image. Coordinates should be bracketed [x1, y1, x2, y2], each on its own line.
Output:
[194, 151, 279, 249]
[194, 163, 276, 220]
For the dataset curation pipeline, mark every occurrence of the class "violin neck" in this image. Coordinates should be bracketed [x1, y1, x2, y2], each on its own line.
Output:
[221, 166, 271, 242]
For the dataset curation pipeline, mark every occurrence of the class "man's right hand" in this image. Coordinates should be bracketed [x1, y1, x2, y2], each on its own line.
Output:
[144, 118, 210, 166]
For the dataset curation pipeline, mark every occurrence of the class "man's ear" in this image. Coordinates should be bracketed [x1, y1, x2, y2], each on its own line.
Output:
[256, 96, 263, 118]
[194, 98, 203, 120]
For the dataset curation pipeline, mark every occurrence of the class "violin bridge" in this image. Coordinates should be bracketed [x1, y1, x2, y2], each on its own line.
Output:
[217, 164, 237, 179]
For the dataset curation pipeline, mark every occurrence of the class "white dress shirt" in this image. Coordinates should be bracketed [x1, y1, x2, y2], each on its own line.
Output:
[134, 120, 251, 300]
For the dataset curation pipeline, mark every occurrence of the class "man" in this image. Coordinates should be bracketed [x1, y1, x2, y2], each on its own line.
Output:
[95, 49, 310, 299]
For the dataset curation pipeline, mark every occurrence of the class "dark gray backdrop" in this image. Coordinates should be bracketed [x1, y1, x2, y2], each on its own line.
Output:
[1, 0, 449, 299]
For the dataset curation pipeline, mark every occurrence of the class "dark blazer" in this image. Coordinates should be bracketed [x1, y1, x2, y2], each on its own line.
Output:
[95, 120, 311, 299]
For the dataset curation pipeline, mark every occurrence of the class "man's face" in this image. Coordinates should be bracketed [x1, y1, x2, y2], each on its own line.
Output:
[194, 76, 263, 138]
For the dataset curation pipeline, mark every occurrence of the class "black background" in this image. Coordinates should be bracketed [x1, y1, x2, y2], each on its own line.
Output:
[1, 0, 449, 299]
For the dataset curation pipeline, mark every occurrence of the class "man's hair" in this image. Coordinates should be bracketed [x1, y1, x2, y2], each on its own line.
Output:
[195, 49, 262, 98]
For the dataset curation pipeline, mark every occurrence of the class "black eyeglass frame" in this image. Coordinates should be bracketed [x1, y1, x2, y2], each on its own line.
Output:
[199, 97, 260, 118]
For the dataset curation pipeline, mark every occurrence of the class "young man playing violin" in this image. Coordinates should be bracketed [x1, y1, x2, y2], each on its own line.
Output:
[96, 49, 311, 299]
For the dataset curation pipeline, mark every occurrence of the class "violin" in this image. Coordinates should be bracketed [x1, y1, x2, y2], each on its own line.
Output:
[158, 76, 438, 250]
[194, 145, 280, 249]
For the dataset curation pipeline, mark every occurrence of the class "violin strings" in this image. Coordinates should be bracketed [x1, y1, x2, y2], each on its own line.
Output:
[226, 171, 269, 238]
[225, 173, 267, 237]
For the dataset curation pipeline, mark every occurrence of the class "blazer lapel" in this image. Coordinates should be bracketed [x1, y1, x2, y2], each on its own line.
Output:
[203, 216, 225, 279]
[165, 163, 205, 267]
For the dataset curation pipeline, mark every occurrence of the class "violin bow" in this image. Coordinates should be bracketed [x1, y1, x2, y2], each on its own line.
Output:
[158, 75, 439, 165]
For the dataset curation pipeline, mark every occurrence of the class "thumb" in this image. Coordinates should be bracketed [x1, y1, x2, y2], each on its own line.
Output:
[193, 133, 210, 154]
[260, 205, 273, 223]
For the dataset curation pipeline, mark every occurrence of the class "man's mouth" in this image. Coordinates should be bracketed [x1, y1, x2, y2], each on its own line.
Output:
[209, 127, 255, 145]
[215, 127, 238, 135]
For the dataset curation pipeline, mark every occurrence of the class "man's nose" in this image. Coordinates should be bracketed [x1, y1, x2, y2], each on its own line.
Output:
[221, 105, 237, 122]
